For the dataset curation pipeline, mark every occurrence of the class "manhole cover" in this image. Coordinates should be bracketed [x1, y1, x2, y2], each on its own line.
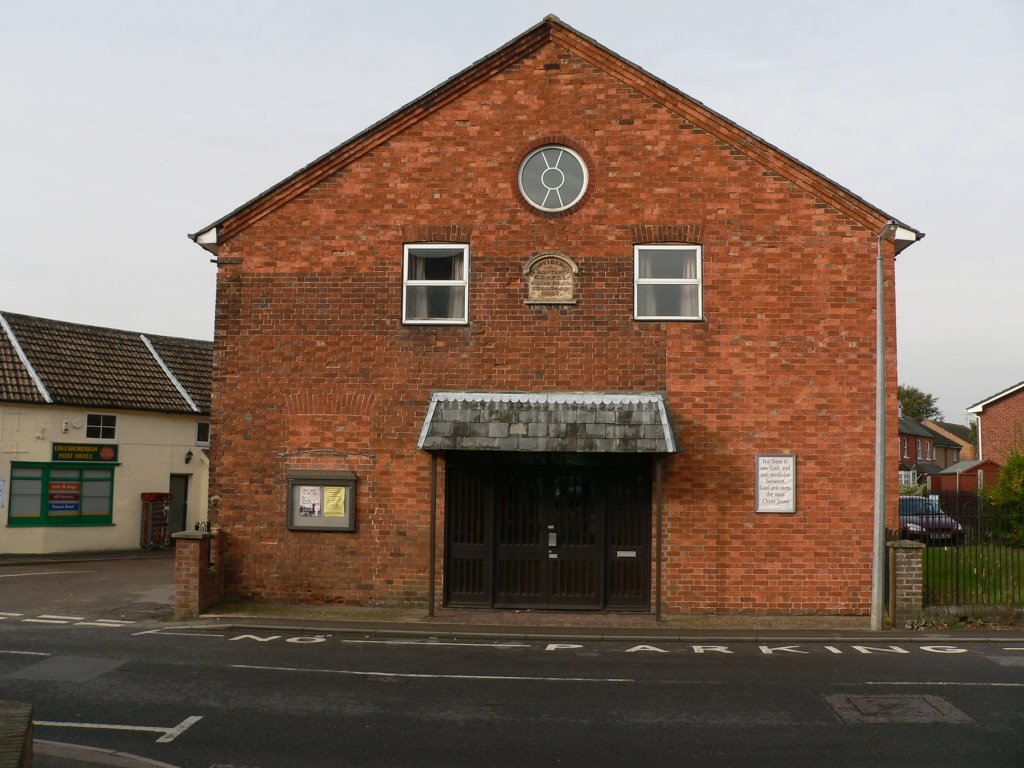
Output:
[824, 694, 973, 724]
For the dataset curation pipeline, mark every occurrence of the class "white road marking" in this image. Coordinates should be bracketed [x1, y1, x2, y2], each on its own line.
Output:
[234, 663, 633, 683]
[0, 649, 49, 656]
[74, 620, 134, 628]
[865, 681, 1024, 688]
[132, 629, 225, 638]
[22, 619, 71, 624]
[0, 570, 95, 578]
[38, 614, 85, 621]
[157, 715, 204, 743]
[341, 639, 529, 649]
[34, 715, 203, 744]
[0, 612, 25, 617]
[1003, 647, 1024, 652]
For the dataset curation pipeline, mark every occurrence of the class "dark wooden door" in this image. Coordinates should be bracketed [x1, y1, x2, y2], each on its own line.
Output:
[445, 454, 650, 611]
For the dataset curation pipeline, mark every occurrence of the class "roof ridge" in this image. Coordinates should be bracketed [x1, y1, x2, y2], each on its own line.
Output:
[140, 334, 200, 413]
[0, 311, 52, 403]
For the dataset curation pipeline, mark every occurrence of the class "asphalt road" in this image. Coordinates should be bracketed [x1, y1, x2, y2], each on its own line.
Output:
[2, 558, 1023, 767]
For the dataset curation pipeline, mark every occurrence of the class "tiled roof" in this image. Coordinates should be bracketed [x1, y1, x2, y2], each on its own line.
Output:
[927, 420, 973, 445]
[147, 334, 213, 413]
[418, 392, 676, 453]
[920, 422, 959, 448]
[0, 317, 46, 403]
[0, 311, 211, 414]
[898, 416, 933, 438]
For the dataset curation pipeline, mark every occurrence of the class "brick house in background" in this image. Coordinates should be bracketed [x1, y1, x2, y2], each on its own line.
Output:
[923, 419, 975, 462]
[968, 380, 1024, 465]
[189, 17, 920, 618]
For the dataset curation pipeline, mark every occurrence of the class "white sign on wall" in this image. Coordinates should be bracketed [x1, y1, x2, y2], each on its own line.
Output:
[756, 454, 797, 514]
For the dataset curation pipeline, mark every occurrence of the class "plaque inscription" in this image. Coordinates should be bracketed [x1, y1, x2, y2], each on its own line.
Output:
[524, 252, 578, 304]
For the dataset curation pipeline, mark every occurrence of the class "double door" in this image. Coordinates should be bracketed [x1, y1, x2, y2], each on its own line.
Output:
[446, 454, 651, 611]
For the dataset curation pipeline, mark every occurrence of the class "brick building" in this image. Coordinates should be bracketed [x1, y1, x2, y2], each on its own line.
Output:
[190, 17, 919, 617]
[968, 379, 1024, 465]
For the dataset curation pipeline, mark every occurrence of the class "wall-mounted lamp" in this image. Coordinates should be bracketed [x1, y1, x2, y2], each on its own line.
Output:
[184, 449, 194, 465]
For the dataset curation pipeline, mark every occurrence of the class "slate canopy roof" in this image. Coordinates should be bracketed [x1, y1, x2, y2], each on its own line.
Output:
[0, 311, 212, 415]
[418, 392, 677, 453]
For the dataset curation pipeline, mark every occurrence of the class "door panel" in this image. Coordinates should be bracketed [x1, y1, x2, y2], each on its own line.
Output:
[445, 454, 651, 611]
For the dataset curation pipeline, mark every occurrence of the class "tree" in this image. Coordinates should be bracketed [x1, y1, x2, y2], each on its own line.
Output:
[898, 384, 943, 422]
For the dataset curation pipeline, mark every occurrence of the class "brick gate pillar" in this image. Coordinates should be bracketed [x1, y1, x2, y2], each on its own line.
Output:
[887, 539, 925, 627]
[172, 530, 225, 619]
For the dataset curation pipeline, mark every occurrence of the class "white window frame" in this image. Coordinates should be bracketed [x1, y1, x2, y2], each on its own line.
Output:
[196, 421, 211, 446]
[86, 413, 117, 440]
[633, 244, 703, 321]
[901, 437, 908, 459]
[402, 243, 470, 325]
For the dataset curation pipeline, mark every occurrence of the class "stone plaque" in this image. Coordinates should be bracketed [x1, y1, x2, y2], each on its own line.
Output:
[524, 252, 578, 304]
[756, 453, 796, 513]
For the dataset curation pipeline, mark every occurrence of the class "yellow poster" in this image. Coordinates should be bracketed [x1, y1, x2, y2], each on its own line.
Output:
[323, 486, 347, 518]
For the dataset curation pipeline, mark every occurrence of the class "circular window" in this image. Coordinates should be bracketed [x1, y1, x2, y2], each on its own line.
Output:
[518, 145, 588, 212]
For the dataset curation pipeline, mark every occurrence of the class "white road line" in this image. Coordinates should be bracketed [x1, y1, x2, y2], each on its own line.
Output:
[34, 715, 203, 744]
[234, 663, 633, 683]
[1002, 647, 1024, 652]
[38, 614, 85, 621]
[0, 612, 25, 617]
[132, 629, 225, 638]
[22, 619, 70, 624]
[156, 715, 203, 743]
[0, 570, 95, 578]
[74, 621, 134, 628]
[0, 650, 50, 656]
[341, 639, 530, 649]
[865, 681, 1024, 688]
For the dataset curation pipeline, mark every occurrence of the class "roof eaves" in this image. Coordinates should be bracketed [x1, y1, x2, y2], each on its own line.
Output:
[967, 379, 1024, 414]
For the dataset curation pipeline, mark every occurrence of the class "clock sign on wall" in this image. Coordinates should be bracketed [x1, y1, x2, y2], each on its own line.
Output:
[518, 145, 588, 212]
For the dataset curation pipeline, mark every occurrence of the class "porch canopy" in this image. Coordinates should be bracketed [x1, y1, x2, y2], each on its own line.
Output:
[417, 392, 677, 453]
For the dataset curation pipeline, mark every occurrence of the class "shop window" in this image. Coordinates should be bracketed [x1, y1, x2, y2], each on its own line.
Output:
[7, 463, 114, 526]
[403, 244, 469, 324]
[196, 421, 211, 445]
[634, 244, 703, 320]
[86, 413, 117, 439]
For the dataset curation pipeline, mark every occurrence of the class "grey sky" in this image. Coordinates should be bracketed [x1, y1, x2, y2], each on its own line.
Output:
[2, 1, 1021, 423]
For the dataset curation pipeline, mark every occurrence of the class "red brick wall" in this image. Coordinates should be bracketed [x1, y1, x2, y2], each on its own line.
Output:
[208, 41, 899, 615]
[981, 390, 1024, 465]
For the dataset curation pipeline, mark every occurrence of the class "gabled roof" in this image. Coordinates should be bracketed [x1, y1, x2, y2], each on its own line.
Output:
[939, 459, 1001, 475]
[924, 420, 973, 446]
[967, 379, 1024, 414]
[920, 422, 959, 448]
[191, 15, 921, 252]
[898, 416, 933, 439]
[0, 311, 212, 415]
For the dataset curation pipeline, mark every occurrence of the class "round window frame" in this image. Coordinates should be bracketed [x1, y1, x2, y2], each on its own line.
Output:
[517, 145, 589, 213]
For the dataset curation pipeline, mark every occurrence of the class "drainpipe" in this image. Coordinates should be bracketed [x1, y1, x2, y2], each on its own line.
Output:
[870, 219, 920, 630]
[870, 221, 896, 631]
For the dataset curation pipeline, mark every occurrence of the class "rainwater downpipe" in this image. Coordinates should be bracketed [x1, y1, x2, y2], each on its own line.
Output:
[871, 220, 897, 631]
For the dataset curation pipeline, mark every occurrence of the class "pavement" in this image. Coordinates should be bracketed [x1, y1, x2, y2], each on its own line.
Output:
[3, 548, 1023, 767]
